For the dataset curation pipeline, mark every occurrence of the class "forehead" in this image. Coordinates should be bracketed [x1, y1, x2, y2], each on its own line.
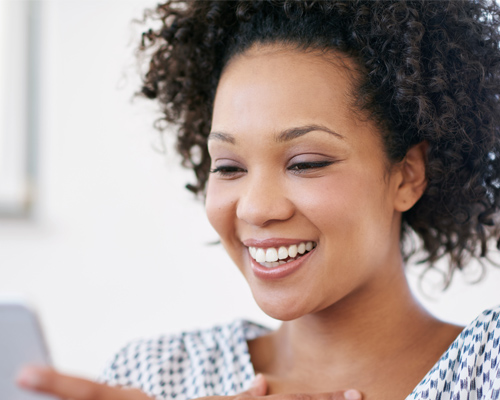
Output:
[211, 44, 367, 141]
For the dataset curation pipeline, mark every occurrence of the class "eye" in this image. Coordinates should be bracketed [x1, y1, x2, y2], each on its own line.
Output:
[210, 165, 246, 177]
[287, 160, 334, 173]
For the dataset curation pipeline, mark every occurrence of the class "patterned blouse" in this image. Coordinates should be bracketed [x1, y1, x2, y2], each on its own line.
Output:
[100, 307, 500, 400]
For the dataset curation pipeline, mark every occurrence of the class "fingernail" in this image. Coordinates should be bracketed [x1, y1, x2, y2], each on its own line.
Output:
[252, 373, 264, 387]
[344, 389, 362, 400]
[16, 367, 43, 388]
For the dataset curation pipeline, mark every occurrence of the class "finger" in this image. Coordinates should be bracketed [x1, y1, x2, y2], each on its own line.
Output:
[239, 373, 268, 397]
[343, 390, 362, 400]
[262, 390, 362, 400]
[16, 366, 151, 400]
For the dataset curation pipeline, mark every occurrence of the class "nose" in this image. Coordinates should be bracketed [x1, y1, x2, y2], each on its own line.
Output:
[236, 171, 295, 227]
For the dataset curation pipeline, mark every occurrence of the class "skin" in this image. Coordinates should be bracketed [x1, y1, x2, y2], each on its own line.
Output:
[17, 44, 462, 400]
[205, 44, 464, 399]
[16, 367, 361, 400]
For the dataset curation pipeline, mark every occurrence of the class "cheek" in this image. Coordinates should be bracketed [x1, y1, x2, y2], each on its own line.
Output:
[206, 180, 248, 271]
[299, 168, 392, 243]
[205, 179, 236, 241]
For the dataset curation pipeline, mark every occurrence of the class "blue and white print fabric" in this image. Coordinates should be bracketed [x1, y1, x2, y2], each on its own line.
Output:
[99, 320, 270, 399]
[100, 307, 500, 400]
[406, 307, 500, 400]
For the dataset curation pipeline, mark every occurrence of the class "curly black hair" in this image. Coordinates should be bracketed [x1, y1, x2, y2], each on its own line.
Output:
[137, 0, 500, 286]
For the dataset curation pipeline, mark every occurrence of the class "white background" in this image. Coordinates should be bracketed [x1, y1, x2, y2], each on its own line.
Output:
[1, 0, 499, 380]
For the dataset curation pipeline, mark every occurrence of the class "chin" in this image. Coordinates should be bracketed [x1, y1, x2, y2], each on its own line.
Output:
[253, 294, 312, 321]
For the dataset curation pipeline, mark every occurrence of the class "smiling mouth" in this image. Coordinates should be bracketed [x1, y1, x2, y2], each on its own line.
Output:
[248, 241, 317, 268]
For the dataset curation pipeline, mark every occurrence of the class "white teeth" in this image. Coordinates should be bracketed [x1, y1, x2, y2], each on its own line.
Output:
[249, 247, 257, 258]
[265, 248, 279, 262]
[255, 248, 266, 263]
[297, 242, 306, 254]
[278, 246, 288, 260]
[248, 241, 317, 267]
[261, 261, 280, 268]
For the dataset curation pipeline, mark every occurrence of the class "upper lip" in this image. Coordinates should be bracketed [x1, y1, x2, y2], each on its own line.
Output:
[242, 238, 316, 248]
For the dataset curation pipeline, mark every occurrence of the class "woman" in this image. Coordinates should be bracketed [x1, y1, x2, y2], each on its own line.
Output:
[17, 1, 500, 399]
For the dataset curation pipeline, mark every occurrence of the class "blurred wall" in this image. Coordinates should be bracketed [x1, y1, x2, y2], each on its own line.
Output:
[1, 0, 499, 379]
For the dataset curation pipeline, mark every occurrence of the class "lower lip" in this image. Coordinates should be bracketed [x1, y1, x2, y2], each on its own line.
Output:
[250, 248, 315, 280]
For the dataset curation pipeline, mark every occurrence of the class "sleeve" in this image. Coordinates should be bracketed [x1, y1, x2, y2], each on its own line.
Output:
[483, 308, 500, 398]
[96, 320, 259, 399]
[97, 341, 132, 386]
[97, 333, 191, 400]
[97, 338, 149, 388]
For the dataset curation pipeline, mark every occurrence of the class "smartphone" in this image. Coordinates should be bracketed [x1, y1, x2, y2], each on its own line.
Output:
[0, 301, 56, 399]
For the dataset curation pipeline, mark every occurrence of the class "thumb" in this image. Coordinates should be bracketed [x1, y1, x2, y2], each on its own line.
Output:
[241, 373, 267, 396]
[343, 389, 362, 400]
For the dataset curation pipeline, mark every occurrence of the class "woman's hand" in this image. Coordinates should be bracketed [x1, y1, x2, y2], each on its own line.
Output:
[17, 366, 362, 400]
[17, 366, 151, 400]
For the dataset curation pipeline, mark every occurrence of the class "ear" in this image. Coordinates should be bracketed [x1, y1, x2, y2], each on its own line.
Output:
[393, 141, 428, 212]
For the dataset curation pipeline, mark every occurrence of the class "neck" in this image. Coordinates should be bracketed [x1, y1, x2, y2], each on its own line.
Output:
[250, 263, 452, 394]
[278, 273, 430, 369]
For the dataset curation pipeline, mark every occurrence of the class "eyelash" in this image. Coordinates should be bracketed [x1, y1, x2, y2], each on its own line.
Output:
[210, 161, 334, 177]
[209, 166, 246, 176]
[287, 161, 334, 172]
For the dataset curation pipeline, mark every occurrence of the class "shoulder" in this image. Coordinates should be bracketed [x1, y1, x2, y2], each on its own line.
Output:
[99, 319, 270, 399]
[455, 306, 500, 372]
[407, 305, 500, 399]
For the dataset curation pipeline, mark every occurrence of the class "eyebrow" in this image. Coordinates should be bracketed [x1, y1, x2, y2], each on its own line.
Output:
[208, 124, 344, 144]
[275, 124, 344, 142]
[208, 131, 236, 144]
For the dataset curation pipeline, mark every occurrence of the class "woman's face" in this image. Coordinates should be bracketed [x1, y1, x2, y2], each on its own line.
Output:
[206, 44, 405, 321]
